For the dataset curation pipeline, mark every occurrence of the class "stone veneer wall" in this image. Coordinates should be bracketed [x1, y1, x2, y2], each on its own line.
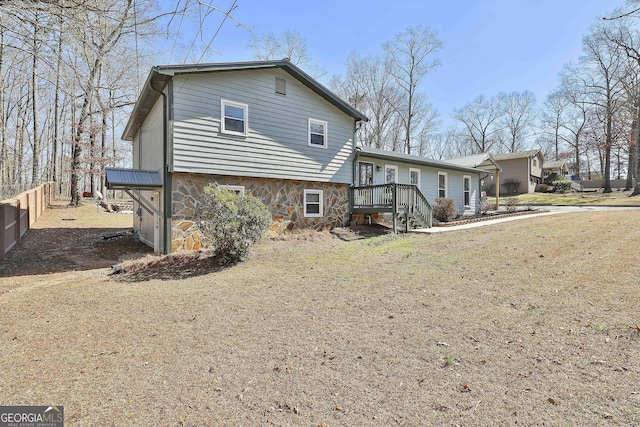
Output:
[171, 172, 350, 252]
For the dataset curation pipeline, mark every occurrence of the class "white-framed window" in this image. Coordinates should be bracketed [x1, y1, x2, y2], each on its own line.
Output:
[438, 172, 447, 198]
[409, 168, 421, 189]
[225, 185, 245, 195]
[532, 158, 537, 167]
[385, 165, 398, 183]
[221, 99, 248, 136]
[463, 175, 471, 207]
[359, 162, 374, 186]
[308, 119, 328, 148]
[304, 189, 323, 217]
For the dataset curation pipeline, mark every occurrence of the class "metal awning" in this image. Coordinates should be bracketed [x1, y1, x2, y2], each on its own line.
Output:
[105, 167, 163, 217]
[105, 167, 162, 190]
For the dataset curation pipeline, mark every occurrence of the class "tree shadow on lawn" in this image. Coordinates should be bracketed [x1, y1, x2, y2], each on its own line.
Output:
[0, 227, 153, 277]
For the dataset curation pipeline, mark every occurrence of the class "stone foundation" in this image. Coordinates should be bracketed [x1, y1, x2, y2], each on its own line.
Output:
[171, 173, 350, 251]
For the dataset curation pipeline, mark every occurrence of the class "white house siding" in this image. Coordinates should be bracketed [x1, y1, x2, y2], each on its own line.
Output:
[170, 69, 354, 184]
[357, 156, 479, 215]
[132, 94, 165, 250]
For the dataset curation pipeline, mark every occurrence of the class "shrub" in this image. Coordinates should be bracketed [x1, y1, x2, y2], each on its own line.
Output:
[195, 183, 272, 263]
[536, 183, 549, 193]
[505, 197, 519, 213]
[552, 180, 572, 193]
[544, 172, 565, 185]
[433, 197, 458, 222]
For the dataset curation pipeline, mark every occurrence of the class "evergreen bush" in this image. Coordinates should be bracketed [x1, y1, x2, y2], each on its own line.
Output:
[195, 183, 272, 263]
[552, 180, 572, 193]
[544, 172, 565, 185]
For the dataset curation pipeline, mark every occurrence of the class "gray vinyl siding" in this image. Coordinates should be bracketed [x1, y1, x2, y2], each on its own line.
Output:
[171, 69, 354, 184]
[359, 155, 480, 214]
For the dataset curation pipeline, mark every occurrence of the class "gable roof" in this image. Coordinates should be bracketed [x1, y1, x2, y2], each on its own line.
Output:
[355, 146, 486, 175]
[444, 152, 501, 172]
[543, 160, 567, 170]
[493, 149, 543, 162]
[122, 60, 368, 141]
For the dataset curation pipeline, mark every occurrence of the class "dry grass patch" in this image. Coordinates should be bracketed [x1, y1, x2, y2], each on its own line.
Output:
[1, 210, 640, 426]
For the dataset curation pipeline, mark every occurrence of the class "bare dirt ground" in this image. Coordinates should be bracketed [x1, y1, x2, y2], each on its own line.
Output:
[1, 202, 639, 426]
[0, 200, 152, 278]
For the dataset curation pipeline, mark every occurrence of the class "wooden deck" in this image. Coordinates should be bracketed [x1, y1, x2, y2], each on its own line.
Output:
[350, 183, 432, 231]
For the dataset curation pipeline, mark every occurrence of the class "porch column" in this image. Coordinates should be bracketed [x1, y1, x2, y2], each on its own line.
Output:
[494, 168, 500, 210]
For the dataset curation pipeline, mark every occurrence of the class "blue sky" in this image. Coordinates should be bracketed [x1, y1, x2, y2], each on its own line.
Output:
[165, 0, 621, 129]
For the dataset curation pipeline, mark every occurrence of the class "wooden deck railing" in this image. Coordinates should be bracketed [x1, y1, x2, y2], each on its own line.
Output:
[350, 183, 432, 231]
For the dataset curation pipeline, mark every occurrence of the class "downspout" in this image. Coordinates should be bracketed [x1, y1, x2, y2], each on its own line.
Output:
[149, 76, 171, 254]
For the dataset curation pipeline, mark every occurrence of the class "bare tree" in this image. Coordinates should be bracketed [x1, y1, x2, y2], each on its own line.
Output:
[249, 30, 309, 64]
[540, 89, 571, 161]
[330, 53, 402, 150]
[453, 94, 504, 153]
[558, 67, 592, 179]
[498, 90, 537, 152]
[248, 30, 325, 79]
[603, 15, 640, 193]
[383, 25, 442, 154]
[579, 24, 626, 192]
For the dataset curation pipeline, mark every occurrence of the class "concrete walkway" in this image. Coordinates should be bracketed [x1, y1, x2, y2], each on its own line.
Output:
[413, 205, 640, 233]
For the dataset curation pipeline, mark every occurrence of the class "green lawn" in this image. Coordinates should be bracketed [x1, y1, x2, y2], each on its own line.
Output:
[490, 189, 640, 206]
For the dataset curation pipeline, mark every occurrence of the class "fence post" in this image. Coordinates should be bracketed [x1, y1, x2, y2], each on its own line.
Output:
[15, 198, 21, 245]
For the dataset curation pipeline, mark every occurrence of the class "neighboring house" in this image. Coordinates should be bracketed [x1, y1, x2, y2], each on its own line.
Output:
[353, 146, 488, 221]
[491, 150, 544, 195]
[108, 60, 367, 253]
[542, 160, 569, 180]
[444, 152, 502, 207]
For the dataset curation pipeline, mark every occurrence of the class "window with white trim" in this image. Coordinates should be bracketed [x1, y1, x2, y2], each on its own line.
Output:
[409, 168, 421, 189]
[221, 99, 248, 136]
[385, 165, 398, 183]
[304, 189, 323, 217]
[359, 162, 374, 186]
[308, 119, 328, 148]
[463, 175, 471, 206]
[438, 172, 447, 198]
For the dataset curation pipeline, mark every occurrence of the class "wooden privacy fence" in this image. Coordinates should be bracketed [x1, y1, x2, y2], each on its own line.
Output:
[0, 182, 54, 260]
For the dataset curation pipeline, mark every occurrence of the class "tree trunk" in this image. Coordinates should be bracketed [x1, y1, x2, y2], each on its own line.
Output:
[52, 27, 62, 184]
[31, 12, 40, 185]
[625, 119, 636, 190]
[632, 104, 640, 196]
